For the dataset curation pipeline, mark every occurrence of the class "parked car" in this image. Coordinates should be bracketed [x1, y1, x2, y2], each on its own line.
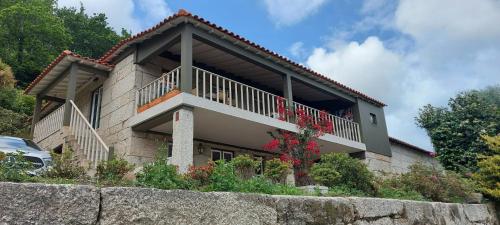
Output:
[0, 135, 52, 175]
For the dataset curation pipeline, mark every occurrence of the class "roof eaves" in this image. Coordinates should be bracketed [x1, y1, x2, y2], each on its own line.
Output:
[24, 50, 114, 94]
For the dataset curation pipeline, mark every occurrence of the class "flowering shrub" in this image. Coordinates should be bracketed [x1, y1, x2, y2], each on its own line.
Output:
[264, 97, 333, 186]
[186, 161, 215, 187]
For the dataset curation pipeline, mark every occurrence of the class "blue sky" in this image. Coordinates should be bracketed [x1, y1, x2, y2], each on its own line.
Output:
[58, 0, 500, 150]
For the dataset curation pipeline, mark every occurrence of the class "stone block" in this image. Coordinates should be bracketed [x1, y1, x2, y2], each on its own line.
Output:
[0, 182, 99, 225]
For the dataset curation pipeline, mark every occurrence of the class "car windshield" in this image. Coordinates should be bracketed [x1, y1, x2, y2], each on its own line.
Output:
[0, 137, 43, 151]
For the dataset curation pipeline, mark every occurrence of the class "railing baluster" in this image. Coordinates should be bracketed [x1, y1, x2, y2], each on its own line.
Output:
[203, 71, 206, 99]
[216, 76, 220, 102]
[195, 68, 199, 97]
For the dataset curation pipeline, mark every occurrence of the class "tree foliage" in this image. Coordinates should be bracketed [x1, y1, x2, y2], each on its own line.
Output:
[416, 86, 500, 173]
[0, 59, 16, 88]
[0, 0, 71, 87]
[55, 4, 130, 59]
[473, 135, 500, 200]
[0, 0, 129, 87]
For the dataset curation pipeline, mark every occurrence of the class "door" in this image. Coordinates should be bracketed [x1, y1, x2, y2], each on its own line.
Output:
[90, 86, 103, 129]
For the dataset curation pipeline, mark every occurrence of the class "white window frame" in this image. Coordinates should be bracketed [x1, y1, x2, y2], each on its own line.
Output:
[211, 149, 233, 162]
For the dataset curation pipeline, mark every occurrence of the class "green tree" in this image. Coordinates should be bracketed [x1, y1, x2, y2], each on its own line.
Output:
[55, 4, 130, 59]
[473, 135, 500, 200]
[416, 86, 500, 173]
[0, 59, 16, 88]
[0, 0, 71, 87]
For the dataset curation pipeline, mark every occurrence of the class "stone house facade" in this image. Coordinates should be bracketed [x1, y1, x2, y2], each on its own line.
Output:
[26, 9, 437, 174]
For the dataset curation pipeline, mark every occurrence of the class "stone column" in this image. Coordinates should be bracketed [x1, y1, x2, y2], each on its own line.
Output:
[171, 107, 194, 173]
[63, 63, 78, 126]
[283, 74, 293, 108]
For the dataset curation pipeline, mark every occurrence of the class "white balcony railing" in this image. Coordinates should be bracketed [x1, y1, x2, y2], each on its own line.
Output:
[192, 66, 288, 119]
[136, 66, 180, 107]
[135, 66, 362, 143]
[33, 105, 64, 142]
[292, 102, 361, 142]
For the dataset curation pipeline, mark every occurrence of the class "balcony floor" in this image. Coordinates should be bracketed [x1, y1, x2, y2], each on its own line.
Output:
[130, 93, 366, 153]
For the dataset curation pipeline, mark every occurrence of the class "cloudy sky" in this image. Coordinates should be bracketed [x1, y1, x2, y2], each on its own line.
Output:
[57, 0, 500, 150]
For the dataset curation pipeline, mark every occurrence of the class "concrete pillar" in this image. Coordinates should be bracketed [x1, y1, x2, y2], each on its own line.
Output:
[63, 63, 78, 126]
[171, 107, 194, 173]
[30, 95, 43, 136]
[180, 24, 193, 93]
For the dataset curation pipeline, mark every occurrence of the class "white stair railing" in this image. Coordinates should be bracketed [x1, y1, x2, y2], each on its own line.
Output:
[33, 105, 65, 142]
[136, 66, 180, 107]
[68, 100, 109, 168]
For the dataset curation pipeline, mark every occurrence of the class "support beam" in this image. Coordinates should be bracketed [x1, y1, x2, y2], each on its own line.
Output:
[41, 95, 66, 103]
[30, 95, 43, 136]
[283, 74, 293, 108]
[134, 26, 182, 64]
[180, 25, 193, 93]
[191, 28, 356, 103]
[171, 107, 194, 173]
[63, 63, 78, 126]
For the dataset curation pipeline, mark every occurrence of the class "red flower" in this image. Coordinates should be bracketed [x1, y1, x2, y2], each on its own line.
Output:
[263, 139, 280, 151]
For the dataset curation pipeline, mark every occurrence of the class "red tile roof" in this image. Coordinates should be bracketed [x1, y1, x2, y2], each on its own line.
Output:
[99, 9, 386, 107]
[24, 50, 113, 94]
[389, 137, 432, 154]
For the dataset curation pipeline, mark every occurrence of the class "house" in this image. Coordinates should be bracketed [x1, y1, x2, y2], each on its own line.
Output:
[25, 9, 437, 175]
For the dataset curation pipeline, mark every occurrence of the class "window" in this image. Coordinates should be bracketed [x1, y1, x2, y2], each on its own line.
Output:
[167, 142, 173, 158]
[90, 86, 103, 129]
[211, 149, 233, 162]
[369, 113, 377, 125]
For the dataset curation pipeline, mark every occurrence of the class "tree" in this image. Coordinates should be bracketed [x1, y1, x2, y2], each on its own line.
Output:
[263, 97, 333, 186]
[55, 4, 130, 59]
[0, 0, 71, 87]
[416, 86, 500, 173]
[0, 59, 16, 88]
[473, 135, 500, 200]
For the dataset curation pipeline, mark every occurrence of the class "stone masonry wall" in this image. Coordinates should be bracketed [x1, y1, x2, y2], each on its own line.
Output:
[390, 142, 441, 174]
[1, 182, 497, 225]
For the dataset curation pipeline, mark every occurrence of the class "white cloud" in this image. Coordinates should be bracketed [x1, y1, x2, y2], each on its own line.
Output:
[306, 37, 404, 104]
[289, 41, 306, 58]
[57, 0, 172, 33]
[303, 0, 500, 150]
[262, 0, 328, 26]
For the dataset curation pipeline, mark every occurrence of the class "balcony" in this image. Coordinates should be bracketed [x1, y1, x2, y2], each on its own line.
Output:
[134, 66, 362, 144]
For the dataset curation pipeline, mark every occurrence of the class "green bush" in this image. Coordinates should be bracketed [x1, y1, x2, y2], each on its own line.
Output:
[310, 153, 375, 194]
[236, 176, 302, 195]
[379, 163, 474, 202]
[207, 160, 238, 191]
[0, 151, 33, 182]
[232, 154, 259, 180]
[327, 185, 369, 197]
[96, 155, 134, 186]
[43, 149, 86, 180]
[136, 161, 189, 190]
[264, 158, 290, 184]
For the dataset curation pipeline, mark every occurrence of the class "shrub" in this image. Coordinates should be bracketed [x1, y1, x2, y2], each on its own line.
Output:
[310, 153, 375, 194]
[236, 176, 303, 195]
[43, 149, 86, 179]
[136, 161, 189, 190]
[207, 160, 238, 191]
[264, 158, 290, 184]
[96, 155, 134, 186]
[473, 135, 500, 200]
[232, 155, 259, 180]
[374, 177, 426, 201]
[0, 151, 33, 182]
[327, 185, 370, 197]
[186, 162, 214, 188]
[381, 163, 474, 202]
